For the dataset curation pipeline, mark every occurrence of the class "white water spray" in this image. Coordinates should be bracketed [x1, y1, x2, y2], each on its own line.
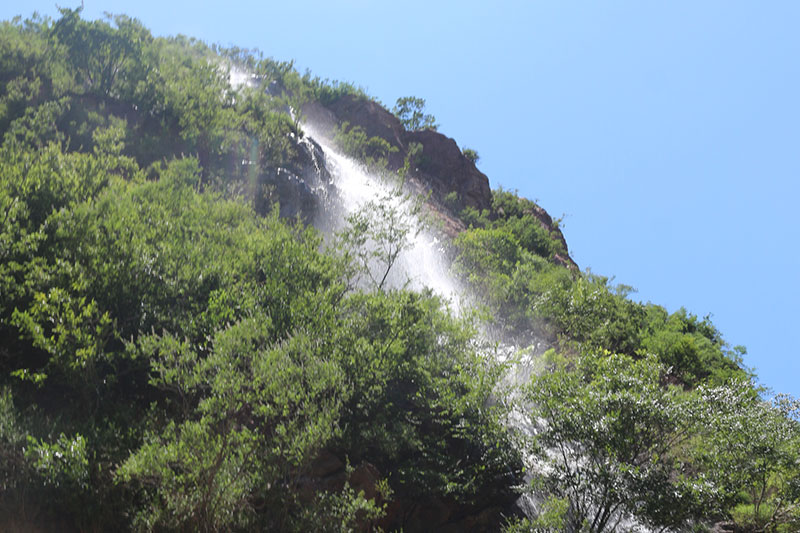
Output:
[301, 121, 560, 518]
[228, 64, 259, 90]
[304, 124, 463, 307]
[229, 66, 655, 528]
[302, 124, 656, 532]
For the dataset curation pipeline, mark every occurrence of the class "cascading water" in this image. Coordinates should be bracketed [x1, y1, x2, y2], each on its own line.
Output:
[229, 69, 653, 530]
[301, 121, 554, 519]
[304, 125, 463, 307]
[302, 125, 653, 533]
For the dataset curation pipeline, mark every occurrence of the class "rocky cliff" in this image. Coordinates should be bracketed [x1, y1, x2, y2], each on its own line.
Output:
[304, 94, 492, 212]
[301, 94, 577, 268]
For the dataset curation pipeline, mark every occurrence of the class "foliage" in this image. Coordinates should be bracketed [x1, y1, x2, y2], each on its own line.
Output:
[333, 120, 399, 170]
[332, 290, 521, 503]
[503, 496, 568, 532]
[453, 187, 747, 385]
[457, 188, 565, 261]
[523, 351, 718, 532]
[453, 224, 572, 343]
[302, 71, 372, 106]
[117, 318, 350, 531]
[462, 146, 480, 163]
[0, 13, 519, 527]
[0, 388, 28, 499]
[50, 7, 151, 99]
[281, 69, 312, 136]
[337, 182, 422, 291]
[694, 383, 800, 531]
[25, 432, 89, 491]
[392, 96, 438, 131]
[0, 8, 794, 533]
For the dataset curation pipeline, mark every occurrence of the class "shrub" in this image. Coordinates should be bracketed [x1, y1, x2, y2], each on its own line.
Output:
[392, 96, 438, 131]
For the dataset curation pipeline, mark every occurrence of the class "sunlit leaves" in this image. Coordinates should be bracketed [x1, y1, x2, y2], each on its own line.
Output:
[694, 382, 800, 529]
[523, 352, 713, 532]
[333, 121, 399, 171]
[392, 96, 438, 131]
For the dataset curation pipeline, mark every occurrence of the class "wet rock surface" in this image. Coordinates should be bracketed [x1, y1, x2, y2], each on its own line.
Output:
[307, 94, 576, 268]
[309, 94, 491, 212]
[255, 134, 335, 221]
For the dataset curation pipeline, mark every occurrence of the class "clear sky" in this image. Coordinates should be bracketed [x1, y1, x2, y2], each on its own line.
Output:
[3, 1, 799, 397]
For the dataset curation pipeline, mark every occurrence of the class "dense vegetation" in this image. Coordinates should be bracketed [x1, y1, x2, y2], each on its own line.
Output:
[1, 8, 798, 532]
[454, 191, 800, 532]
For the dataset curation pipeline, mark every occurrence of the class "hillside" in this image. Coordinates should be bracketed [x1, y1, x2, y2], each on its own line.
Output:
[1, 9, 799, 532]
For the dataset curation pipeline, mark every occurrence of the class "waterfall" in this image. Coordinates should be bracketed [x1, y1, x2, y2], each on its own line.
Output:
[302, 124, 655, 533]
[304, 124, 463, 307]
[301, 121, 554, 517]
[227, 62, 652, 526]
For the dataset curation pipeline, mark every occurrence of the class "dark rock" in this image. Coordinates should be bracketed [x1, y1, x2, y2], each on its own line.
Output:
[309, 449, 345, 478]
[305, 92, 576, 267]
[349, 462, 381, 501]
[255, 134, 333, 222]
[310, 94, 492, 212]
[441, 506, 505, 533]
[398, 498, 454, 531]
[302, 100, 340, 139]
[257, 167, 314, 219]
[405, 128, 492, 212]
[322, 94, 407, 169]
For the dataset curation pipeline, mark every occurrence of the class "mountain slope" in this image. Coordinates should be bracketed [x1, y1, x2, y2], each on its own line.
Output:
[1, 9, 798, 533]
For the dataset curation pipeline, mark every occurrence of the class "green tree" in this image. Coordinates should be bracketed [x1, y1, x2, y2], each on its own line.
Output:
[522, 351, 716, 532]
[50, 7, 150, 99]
[695, 382, 800, 531]
[462, 146, 479, 163]
[117, 319, 356, 531]
[336, 183, 421, 291]
[332, 289, 521, 506]
[392, 96, 438, 131]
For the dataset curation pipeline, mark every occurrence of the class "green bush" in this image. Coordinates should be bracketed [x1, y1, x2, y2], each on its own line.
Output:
[333, 120, 398, 170]
[392, 96, 438, 131]
[0, 9, 792, 533]
[462, 146, 479, 163]
[523, 352, 722, 532]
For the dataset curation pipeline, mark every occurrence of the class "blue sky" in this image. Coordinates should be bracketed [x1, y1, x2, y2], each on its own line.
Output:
[3, 1, 799, 397]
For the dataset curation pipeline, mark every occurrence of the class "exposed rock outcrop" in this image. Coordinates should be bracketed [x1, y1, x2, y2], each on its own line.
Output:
[304, 94, 491, 212]
[305, 93, 576, 268]
[324, 96, 407, 169]
[255, 134, 334, 221]
[405, 128, 492, 212]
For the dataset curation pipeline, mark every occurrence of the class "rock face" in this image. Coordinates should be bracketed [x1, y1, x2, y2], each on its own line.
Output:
[255, 134, 333, 221]
[324, 96, 407, 168]
[305, 93, 576, 268]
[305, 94, 492, 212]
[406, 128, 492, 212]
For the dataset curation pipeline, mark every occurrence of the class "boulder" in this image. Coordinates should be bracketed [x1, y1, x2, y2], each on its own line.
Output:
[405, 128, 492, 212]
